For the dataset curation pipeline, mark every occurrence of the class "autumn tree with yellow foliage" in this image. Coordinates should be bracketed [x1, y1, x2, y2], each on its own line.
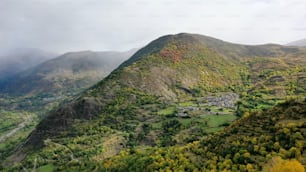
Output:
[264, 156, 305, 172]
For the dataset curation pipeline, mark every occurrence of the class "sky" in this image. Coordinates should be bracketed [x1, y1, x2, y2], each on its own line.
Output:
[0, 0, 306, 55]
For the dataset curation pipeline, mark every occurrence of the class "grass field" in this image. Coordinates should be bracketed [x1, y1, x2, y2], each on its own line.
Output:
[201, 114, 237, 127]
[157, 106, 176, 116]
[37, 164, 55, 172]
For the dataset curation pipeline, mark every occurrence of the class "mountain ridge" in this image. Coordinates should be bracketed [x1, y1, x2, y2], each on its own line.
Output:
[119, 33, 300, 70]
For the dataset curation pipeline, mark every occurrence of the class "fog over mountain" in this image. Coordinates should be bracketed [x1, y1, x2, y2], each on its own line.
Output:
[0, 49, 137, 96]
[0, 48, 57, 79]
[286, 38, 306, 46]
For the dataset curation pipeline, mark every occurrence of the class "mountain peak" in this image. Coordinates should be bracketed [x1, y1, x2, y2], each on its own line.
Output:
[118, 33, 219, 68]
[119, 32, 290, 69]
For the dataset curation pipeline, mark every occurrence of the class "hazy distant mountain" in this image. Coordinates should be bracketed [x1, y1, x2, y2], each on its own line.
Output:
[0, 49, 137, 161]
[286, 38, 306, 46]
[0, 48, 57, 80]
[0, 49, 136, 97]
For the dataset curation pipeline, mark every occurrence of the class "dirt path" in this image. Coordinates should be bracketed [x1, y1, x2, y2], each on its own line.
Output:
[0, 115, 32, 143]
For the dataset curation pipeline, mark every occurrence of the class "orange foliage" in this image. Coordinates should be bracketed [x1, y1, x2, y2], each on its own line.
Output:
[159, 42, 191, 63]
[160, 48, 181, 63]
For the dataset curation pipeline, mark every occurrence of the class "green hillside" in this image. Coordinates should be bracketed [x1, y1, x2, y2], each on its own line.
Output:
[3, 33, 306, 171]
[100, 99, 306, 171]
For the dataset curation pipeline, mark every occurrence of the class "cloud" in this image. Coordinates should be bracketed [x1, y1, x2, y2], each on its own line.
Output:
[0, 0, 305, 55]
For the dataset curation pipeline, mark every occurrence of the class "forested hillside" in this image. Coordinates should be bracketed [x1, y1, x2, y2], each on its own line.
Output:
[3, 33, 306, 171]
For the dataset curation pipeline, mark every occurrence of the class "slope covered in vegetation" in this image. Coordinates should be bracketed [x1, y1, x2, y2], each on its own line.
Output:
[3, 33, 306, 171]
[0, 50, 136, 165]
[100, 99, 306, 171]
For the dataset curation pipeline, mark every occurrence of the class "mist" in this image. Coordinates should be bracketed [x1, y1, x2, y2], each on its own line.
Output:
[1, 0, 305, 56]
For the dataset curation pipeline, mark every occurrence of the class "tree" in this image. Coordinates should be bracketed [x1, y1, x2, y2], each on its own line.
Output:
[263, 156, 304, 172]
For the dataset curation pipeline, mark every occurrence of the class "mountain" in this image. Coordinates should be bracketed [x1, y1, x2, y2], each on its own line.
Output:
[0, 49, 136, 110]
[4, 33, 306, 170]
[286, 38, 306, 47]
[0, 48, 56, 80]
[0, 50, 136, 96]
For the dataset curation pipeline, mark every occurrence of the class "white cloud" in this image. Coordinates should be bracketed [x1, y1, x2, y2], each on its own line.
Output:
[0, 0, 305, 55]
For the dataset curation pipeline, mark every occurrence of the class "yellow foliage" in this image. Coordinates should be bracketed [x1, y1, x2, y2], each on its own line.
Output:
[283, 128, 290, 134]
[244, 152, 251, 158]
[254, 145, 259, 152]
[273, 142, 280, 150]
[246, 163, 254, 172]
[243, 112, 250, 118]
[263, 156, 305, 172]
[251, 137, 257, 145]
